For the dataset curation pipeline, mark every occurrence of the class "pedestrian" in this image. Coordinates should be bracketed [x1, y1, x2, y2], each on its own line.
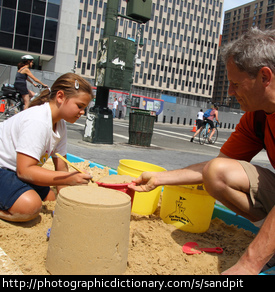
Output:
[190, 105, 220, 143]
[129, 27, 275, 275]
[112, 97, 118, 118]
[14, 55, 48, 109]
[196, 109, 204, 130]
[0, 73, 93, 222]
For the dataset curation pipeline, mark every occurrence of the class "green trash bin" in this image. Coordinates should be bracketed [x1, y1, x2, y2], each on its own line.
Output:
[128, 109, 156, 147]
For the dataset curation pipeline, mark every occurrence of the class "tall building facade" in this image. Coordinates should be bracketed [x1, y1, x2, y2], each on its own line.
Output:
[213, 0, 275, 109]
[76, 0, 223, 103]
[0, 0, 79, 73]
[0, 0, 224, 105]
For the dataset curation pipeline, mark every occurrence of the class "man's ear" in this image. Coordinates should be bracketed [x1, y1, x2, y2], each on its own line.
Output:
[260, 67, 272, 86]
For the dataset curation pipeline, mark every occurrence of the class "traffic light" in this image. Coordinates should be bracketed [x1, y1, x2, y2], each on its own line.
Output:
[126, 0, 152, 23]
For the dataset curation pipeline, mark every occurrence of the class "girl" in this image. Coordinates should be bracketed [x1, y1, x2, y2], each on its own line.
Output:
[0, 73, 93, 222]
[14, 55, 48, 109]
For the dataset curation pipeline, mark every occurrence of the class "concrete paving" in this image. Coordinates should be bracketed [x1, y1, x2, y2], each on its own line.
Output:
[66, 118, 271, 172]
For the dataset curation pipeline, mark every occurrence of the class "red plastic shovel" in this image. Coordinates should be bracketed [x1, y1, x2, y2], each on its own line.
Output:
[182, 242, 223, 255]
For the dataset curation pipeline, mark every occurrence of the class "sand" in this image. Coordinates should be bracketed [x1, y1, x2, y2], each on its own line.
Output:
[0, 160, 255, 275]
[97, 174, 134, 184]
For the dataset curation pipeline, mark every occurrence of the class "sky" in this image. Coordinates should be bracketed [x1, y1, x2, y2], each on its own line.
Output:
[221, 0, 254, 32]
[223, 0, 254, 12]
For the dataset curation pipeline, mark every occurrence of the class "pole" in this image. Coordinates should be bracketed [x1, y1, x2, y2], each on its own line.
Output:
[104, 0, 119, 37]
[94, 0, 119, 109]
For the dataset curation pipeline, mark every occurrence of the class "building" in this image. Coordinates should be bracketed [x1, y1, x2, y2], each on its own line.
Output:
[0, 0, 79, 73]
[0, 0, 223, 107]
[76, 0, 223, 105]
[213, 0, 275, 109]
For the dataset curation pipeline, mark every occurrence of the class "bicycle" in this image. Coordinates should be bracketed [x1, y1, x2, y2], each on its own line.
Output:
[0, 84, 45, 119]
[199, 121, 219, 145]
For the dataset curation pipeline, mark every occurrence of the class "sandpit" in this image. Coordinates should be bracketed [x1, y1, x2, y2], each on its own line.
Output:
[0, 159, 255, 275]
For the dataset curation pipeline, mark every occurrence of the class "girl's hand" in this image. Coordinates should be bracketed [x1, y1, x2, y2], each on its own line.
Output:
[69, 172, 92, 185]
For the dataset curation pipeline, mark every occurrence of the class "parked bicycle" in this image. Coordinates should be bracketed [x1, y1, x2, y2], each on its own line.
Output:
[199, 121, 219, 145]
[0, 83, 46, 119]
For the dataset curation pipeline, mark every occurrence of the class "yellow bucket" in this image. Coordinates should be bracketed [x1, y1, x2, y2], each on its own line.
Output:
[160, 185, 216, 233]
[117, 159, 166, 215]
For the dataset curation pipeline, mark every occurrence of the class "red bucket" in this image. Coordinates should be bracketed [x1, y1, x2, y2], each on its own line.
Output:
[96, 182, 135, 209]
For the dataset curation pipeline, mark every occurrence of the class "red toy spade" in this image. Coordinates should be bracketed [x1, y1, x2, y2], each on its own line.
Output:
[182, 242, 223, 255]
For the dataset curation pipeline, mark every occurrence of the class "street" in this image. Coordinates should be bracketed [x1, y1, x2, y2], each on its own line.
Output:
[66, 116, 271, 171]
[0, 113, 270, 171]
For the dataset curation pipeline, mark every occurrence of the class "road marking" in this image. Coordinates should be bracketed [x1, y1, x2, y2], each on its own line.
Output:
[114, 122, 222, 148]
[72, 121, 221, 149]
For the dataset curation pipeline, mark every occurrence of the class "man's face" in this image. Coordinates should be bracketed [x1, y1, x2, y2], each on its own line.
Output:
[227, 58, 264, 112]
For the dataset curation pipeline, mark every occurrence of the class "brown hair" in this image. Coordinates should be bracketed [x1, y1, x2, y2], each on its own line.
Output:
[29, 73, 93, 108]
[17, 59, 32, 69]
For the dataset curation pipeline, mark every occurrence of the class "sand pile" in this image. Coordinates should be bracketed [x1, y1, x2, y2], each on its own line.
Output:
[0, 160, 255, 275]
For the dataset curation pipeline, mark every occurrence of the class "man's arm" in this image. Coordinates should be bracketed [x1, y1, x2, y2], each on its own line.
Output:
[129, 152, 229, 192]
[222, 205, 275, 275]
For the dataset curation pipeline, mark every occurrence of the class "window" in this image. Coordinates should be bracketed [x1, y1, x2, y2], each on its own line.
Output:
[32, 0, 46, 16]
[81, 62, 86, 75]
[143, 73, 147, 84]
[78, 50, 83, 68]
[30, 15, 44, 38]
[84, 38, 88, 57]
[18, 0, 32, 12]
[93, 40, 98, 59]
[2, 0, 17, 9]
[43, 40, 55, 55]
[0, 32, 13, 48]
[47, 3, 59, 19]
[87, 52, 92, 70]
[87, 12, 92, 31]
[44, 19, 58, 41]
[0, 8, 15, 33]
[91, 64, 95, 76]
[90, 26, 95, 45]
[14, 35, 28, 50]
[78, 10, 82, 30]
[29, 37, 42, 53]
[80, 24, 85, 44]
[0, 0, 60, 56]
[16, 12, 31, 36]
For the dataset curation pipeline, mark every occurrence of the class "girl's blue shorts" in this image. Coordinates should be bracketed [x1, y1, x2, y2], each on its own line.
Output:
[0, 168, 50, 211]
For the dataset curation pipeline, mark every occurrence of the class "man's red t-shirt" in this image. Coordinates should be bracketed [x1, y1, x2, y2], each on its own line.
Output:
[220, 111, 275, 169]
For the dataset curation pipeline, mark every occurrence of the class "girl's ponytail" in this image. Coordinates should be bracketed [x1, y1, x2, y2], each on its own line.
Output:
[29, 88, 52, 108]
[29, 73, 93, 109]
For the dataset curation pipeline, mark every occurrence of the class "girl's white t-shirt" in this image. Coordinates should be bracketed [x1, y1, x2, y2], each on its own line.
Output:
[0, 103, 67, 171]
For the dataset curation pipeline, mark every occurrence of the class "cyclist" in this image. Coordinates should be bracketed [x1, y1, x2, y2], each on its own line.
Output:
[190, 105, 220, 143]
[14, 55, 48, 109]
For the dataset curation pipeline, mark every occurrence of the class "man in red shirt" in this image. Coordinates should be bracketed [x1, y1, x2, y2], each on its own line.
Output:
[129, 28, 275, 275]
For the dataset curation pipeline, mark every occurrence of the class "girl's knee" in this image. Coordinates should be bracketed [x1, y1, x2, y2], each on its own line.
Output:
[8, 191, 43, 222]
